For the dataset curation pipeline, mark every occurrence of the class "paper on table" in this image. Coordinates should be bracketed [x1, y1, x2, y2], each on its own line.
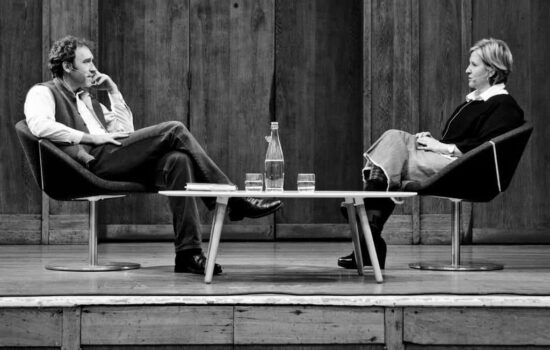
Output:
[185, 183, 237, 191]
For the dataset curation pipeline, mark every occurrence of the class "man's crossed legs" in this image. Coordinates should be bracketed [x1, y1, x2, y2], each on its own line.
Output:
[89, 121, 282, 274]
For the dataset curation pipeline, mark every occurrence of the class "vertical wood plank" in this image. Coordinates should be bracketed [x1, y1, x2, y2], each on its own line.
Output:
[367, 0, 416, 238]
[472, 0, 550, 239]
[527, 0, 550, 237]
[417, 0, 465, 243]
[385, 307, 404, 350]
[411, 0, 421, 244]
[98, 0, 190, 236]
[461, 0, 473, 81]
[190, 0, 275, 236]
[276, 0, 363, 228]
[0, 0, 43, 241]
[363, 0, 373, 150]
[275, 0, 317, 225]
[63, 307, 81, 349]
[42, 0, 99, 243]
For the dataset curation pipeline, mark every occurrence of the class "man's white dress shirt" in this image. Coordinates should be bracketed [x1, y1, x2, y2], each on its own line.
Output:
[24, 84, 134, 144]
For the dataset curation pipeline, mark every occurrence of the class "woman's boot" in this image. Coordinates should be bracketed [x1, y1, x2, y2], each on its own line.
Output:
[338, 197, 394, 269]
[337, 212, 388, 269]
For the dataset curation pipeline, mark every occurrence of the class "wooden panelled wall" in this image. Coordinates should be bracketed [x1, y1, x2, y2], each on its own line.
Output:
[0, 0, 548, 245]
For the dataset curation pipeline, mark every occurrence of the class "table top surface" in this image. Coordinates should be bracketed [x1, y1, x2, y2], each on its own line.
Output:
[159, 190, 416, 198]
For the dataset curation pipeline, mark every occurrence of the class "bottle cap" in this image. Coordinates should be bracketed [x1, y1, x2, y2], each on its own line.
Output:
[271, 121, 279, 129]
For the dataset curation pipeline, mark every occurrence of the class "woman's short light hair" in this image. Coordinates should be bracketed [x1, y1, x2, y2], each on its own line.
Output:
[470, 38, 513, 85]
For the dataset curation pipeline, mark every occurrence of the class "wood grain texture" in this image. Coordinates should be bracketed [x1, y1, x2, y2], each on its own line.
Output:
[103, 223, 273, 241]
[275, 0, 363, 228]
[370, 0, 417, 135]
[410, 0, 421, 245]
[472, 0, 550, 237]
[2, 242, 550, 296]
[384, 308, 404, 350]
[364, 0, 421, 245]
[98, 0, 189, 229]
[234, 306, 384, 344]
[0, 214, 41, 231]
[190, 0, 275, 233]
[364, 0, 418, 238]
[0, 0, 42, 216]
[0, 308, 62, 346]
[417, 0, 467, 224]
[43, 0, 100, 225]
[2, 0, 550, 244]
[48, 213, 88, 244]
[44, 0, 98, 47]
[0, 214, 41, 244]
[62, 307, 81, 350]
[473, 228, 550, 244]
[84, 346, 234, 350]
[190, 0, 274, 228]
[81, 306, 233, 345]
[419, 211, 471, 245]
[230, 347, 382, 350]
[407, 346, 546, 350]
[404, 307, 550, 345]
[276, 215, 412, 244]
[527, 0, 550, 235]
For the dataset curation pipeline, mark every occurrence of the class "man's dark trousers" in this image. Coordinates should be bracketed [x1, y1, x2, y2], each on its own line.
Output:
[89, 121, 231, 253]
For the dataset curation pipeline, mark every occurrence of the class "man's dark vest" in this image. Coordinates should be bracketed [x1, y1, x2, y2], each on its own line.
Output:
[38, 78, 108, 166]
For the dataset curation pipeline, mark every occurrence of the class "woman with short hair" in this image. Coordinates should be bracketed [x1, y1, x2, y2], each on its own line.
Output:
[338, 38, 525, 270]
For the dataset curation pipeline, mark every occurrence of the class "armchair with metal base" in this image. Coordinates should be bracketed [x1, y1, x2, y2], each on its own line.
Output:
[16, 120, 153, 271]
[404, 122, 533, 271]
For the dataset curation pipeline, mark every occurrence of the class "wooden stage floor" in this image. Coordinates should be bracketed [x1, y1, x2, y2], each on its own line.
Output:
[3, 242, 550, 349]
[2, 242, 550, 298]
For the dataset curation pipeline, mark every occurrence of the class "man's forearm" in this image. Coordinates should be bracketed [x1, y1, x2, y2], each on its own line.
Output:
[80, 133, 95, 144]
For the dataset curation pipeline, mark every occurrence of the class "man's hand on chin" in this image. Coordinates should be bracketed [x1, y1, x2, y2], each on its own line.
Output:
[91, 72, 119, 94]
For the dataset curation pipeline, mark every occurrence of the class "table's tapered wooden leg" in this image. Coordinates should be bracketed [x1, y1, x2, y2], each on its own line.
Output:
[354, 197, 383, 283]
[343, 198, 364, 275]
[204, 196, 228, 284]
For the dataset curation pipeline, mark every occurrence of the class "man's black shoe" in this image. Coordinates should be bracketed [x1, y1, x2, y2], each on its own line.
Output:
[174, 251, 222, 275]
[228, 197, 283, 221]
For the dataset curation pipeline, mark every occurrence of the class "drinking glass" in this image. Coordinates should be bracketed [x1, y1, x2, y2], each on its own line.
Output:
[297, 173, 315, 192]
[244, 173, 263, 191]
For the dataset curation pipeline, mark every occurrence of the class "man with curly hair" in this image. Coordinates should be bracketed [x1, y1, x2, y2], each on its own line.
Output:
[24, 35, 282, 275]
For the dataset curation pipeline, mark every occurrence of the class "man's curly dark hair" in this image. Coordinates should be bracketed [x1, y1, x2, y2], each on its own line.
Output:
[48, 35, 94, 78]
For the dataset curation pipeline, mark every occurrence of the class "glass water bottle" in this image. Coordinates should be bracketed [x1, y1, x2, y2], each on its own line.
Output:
[264, 122, 284, 191]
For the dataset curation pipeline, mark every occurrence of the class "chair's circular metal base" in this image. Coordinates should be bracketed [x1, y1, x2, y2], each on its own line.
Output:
[409, 261, 503, 271]
[46, 262, 141, 272]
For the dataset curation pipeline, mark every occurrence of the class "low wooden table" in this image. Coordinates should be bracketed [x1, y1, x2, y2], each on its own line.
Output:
[159, 190, 416, 283]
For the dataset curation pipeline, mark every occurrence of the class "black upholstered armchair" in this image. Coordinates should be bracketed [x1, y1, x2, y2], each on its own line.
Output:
[16, 120, 153, 271]
[405, 122, 533, 271]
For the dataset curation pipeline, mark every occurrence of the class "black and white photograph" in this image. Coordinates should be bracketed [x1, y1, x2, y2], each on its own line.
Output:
[0, 0, 549, 348]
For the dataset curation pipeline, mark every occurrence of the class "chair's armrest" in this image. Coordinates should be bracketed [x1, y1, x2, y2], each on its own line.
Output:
[38, 139, 150, 200]
[38, 139, 95, 179]
[404, 142, 499, 202]
[38, 140, 105, 200]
